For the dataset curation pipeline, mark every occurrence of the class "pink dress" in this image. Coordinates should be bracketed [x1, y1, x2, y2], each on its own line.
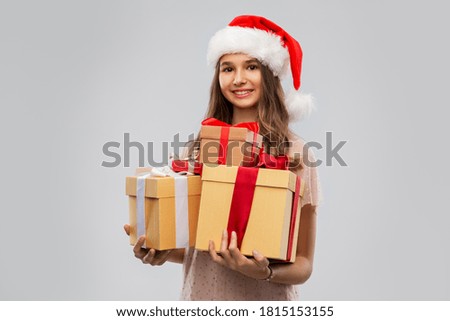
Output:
[180, 139, 322, 300]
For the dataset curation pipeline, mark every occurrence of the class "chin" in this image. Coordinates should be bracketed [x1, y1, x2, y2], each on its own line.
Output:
[233, 101, 258, 110]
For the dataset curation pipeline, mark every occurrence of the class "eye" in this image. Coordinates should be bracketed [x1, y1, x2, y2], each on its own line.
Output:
[221, 67, 233, 72]
[248, 64, 258, 70]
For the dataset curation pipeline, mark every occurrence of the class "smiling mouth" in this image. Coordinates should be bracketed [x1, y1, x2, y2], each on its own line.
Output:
[232, 89, 254, 98]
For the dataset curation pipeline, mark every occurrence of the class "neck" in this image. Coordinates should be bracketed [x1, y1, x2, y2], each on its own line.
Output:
[231, 106, 258, 124]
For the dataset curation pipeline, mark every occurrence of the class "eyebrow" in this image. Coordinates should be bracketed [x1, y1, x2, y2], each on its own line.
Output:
[219, 59, 259, 66]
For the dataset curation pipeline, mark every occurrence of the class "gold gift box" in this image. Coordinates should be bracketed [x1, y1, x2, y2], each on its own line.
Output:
[125, 174, 202, 250]
[199, 125, 263, 166]
[195, 165, 304, 262]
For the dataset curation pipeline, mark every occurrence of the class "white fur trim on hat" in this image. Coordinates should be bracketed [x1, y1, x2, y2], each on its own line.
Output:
[285, 91, 314, 122]
[207, 26, 290, 77]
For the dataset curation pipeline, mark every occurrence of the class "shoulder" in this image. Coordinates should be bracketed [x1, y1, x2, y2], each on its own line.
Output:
[287, 134, 322, 207]
[287, 134, 306, 155]
[287, 134, 317, 171]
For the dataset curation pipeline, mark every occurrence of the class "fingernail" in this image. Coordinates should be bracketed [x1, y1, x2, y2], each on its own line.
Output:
[253, 250, 261, 258]
[223, 230, 228, 237]
[232, 231, 236, 238]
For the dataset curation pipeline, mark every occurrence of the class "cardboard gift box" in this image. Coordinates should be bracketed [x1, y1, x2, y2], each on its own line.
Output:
[199, 118, 263, 167]
[126, 169, 202, 250]
[195, 165, 304, 262]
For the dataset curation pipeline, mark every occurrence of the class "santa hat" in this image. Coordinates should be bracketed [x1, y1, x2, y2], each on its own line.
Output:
[207, 15, 313, 122]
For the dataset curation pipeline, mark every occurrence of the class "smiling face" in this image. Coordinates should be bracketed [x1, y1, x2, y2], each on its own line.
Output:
[218, 53, 262, 112]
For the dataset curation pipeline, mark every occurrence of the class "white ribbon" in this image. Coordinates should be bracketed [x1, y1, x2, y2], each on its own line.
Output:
[174, 176, 189, 248]
[136, 174, 149, 247]
[135, 166, 191, 249]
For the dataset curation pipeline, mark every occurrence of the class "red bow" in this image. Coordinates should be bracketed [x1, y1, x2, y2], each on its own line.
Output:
[201, 117, 259, 133]
[171, 159, 202, 175]
[256, 150, 289, 170]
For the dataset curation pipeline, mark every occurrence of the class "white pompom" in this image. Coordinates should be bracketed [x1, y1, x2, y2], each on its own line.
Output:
[285, 91, 315, 122]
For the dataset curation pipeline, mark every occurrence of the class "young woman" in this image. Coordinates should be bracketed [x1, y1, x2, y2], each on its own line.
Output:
[125, 15, 321, 300]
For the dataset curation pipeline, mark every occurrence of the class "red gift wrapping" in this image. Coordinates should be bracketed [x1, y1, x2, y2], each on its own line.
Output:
[171, 159, 203, 175]
[257, 150, 289, 170]
[227, 167, 259, 248]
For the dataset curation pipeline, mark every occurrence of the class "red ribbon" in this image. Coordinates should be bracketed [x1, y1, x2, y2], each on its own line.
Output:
[218, 127, 230, 164]
[201, 118, 260, 165]
[257, 150, 289, 170]
[201, 117, 259, 133]
[227, 167, 259, 248]
[286, 176, 301, 262]
[171, 159, 202, 175]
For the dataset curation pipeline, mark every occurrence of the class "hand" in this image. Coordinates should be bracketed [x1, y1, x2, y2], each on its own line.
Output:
[123, 224, 172, 266]
[208, 229, 271, 280]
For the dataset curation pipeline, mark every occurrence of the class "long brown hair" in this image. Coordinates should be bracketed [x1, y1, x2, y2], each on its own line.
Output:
[203, 60, 293, 156]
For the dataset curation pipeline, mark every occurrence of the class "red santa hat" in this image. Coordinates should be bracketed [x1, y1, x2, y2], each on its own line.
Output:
[207, 15, 313, 122]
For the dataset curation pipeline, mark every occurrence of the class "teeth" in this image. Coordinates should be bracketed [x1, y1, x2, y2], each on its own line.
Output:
[235, 90, 251, 94]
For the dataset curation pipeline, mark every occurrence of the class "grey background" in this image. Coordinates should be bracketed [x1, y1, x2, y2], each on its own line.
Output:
[1, 0, 449, 300]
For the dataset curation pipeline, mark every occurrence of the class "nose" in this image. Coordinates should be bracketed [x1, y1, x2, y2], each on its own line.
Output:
[233, 69, 247, 86]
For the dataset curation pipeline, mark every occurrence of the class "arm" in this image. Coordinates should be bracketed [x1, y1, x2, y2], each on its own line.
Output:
[124, 224, 185, 265]
[267, 137, 318, 284]
[268, 204, 317, 284]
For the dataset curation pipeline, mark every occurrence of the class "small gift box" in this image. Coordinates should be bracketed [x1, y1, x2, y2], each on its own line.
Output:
[195, 165, 304, 262]
[199, 117, 263, 167]
[125, 167, 202, 250]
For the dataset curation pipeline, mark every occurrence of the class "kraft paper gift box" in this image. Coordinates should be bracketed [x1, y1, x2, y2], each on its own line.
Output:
[199, 117, 263, 167]
[195, 165, 304, 262]
[125, 168, 202, 250]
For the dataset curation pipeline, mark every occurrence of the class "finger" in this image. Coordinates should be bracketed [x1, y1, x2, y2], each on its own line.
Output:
[228, 231, 238, 249]
[135, 235, 146, 249]
[142, 248, 156, 264]
[133, 236, 147, 258]
[219, 230, 233, 264]
[228, 231, 244, 262]
[151, 250, 172, 266]
[220, 229, 229, 252]
[209, 240, 224, 265]
[123, 224, 131, 236]
[252, 250, 270, 269]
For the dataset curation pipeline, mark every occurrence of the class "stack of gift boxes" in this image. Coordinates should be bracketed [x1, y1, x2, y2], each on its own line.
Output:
[125, 118, 304, 262]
